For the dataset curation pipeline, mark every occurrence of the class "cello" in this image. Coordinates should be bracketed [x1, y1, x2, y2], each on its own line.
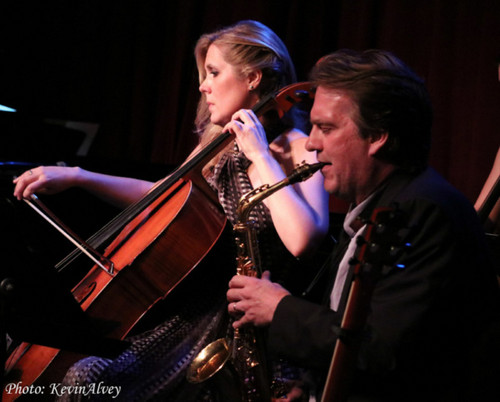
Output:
[320, 207, 409, 402]
[2, 82, 314, 401]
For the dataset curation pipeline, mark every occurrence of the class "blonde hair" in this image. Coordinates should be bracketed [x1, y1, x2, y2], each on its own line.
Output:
[193, 20, 297, 175]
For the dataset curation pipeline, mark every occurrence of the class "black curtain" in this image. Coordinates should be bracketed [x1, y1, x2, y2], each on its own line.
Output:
[1, 0, 499, 203]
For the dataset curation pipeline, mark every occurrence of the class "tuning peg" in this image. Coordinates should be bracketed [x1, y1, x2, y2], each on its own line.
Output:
[294, 89, 311, 100]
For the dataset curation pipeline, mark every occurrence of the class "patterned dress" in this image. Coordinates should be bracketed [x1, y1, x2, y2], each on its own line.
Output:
[207, 145, 306, 293]
[59, 145, 305, 401]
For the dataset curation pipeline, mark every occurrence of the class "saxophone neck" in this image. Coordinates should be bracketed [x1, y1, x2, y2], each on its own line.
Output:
[236, 182, 284, 224]
[236, 161, 326, 223]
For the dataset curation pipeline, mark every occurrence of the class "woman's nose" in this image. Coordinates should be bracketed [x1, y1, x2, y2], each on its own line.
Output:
[199, 79, 209, 93]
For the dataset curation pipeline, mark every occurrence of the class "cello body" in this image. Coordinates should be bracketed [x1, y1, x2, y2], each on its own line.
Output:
[2, 82, 315, 401]
[3, 179, 226, 400]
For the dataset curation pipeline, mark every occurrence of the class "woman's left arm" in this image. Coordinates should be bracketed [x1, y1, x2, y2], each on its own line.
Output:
[226, 110, 330, 257]
[255, 135, 329, 257]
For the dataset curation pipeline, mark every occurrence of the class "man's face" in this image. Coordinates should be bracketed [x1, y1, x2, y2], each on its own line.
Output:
[306, 86, 378, 204]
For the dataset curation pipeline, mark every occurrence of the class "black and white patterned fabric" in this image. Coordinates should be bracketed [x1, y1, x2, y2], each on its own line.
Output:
[59, 231, 235, 401]
[207, 144, 268, 230]
[207, 144, 304, 292]
[59, 144, 305, 401]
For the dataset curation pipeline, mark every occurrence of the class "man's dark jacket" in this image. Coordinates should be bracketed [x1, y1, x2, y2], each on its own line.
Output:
[268, 167, 500, 401]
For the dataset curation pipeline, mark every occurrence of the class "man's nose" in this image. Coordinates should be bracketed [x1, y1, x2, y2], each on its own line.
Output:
[305, 127, 320, 152]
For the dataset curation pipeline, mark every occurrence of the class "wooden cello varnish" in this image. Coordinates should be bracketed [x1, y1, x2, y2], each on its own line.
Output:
[3, 82, 315, 401]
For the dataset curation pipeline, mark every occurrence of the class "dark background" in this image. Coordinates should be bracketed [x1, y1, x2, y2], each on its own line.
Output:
[1, 0, 499, 204]
[1, 0, 499, 390]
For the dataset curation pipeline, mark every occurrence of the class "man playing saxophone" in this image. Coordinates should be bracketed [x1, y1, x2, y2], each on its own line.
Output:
[227, 49, 500, 401]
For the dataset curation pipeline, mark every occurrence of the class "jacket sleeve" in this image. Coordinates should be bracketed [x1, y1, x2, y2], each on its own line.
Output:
[267, 294, 343, 370]
[268, 196, 496, 378]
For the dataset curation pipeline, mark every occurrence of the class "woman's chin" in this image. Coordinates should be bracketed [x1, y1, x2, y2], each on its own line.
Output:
[210, 116, 222, 125]
[211, 117, 230, 128]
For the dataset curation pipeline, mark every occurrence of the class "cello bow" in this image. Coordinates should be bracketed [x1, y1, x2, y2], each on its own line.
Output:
[3, 82, 315, 401]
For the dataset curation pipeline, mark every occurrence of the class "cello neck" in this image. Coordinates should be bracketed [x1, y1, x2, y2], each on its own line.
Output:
[146, 81, 315, 203]
[65, 82, 314, 254]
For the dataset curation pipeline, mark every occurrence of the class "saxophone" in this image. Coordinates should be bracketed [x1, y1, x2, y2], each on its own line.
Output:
[187, 161, 326, 401]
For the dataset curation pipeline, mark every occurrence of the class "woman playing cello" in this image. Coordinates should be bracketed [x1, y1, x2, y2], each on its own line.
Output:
[13, 20, 329, 401]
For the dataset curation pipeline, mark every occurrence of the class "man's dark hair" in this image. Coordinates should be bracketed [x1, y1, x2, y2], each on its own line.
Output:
[310, 49, 433, 172]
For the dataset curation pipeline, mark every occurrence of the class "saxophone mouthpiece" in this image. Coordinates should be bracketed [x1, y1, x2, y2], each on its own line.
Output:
[311, 161, 329, 171]
[288, 161, 329, 184]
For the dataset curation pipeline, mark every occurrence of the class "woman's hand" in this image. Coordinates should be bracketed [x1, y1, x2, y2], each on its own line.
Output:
[223, 109, 270, 162]
[227, 271, 290, 328]
[13, 166, 80, 200]
[225, 108, 330, 258]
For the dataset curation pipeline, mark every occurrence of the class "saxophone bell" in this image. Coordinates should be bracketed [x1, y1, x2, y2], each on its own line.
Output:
[186, 338, 231, 383]
[186, 160, 327, 400]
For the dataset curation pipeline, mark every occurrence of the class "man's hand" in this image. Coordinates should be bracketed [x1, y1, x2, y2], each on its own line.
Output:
[227, 271, 290, 328]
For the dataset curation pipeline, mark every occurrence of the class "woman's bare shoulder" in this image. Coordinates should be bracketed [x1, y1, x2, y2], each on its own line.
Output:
[269, 129, 314, 170]
[271, 128, 308, 149]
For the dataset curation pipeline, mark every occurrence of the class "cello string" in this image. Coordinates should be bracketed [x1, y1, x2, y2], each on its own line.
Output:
[25, 195, 114, 275]
[54, 83, 312, 272]
[56, 130, 234, 271]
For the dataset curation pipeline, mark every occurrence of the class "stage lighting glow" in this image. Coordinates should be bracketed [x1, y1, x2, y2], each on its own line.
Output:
[0, 104, 16, 112]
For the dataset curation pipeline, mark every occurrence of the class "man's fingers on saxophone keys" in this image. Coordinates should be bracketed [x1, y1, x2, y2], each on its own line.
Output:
[230, 301, 248, 329]
[232, 313, 250, 329]
[228, 300, 244, 316]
